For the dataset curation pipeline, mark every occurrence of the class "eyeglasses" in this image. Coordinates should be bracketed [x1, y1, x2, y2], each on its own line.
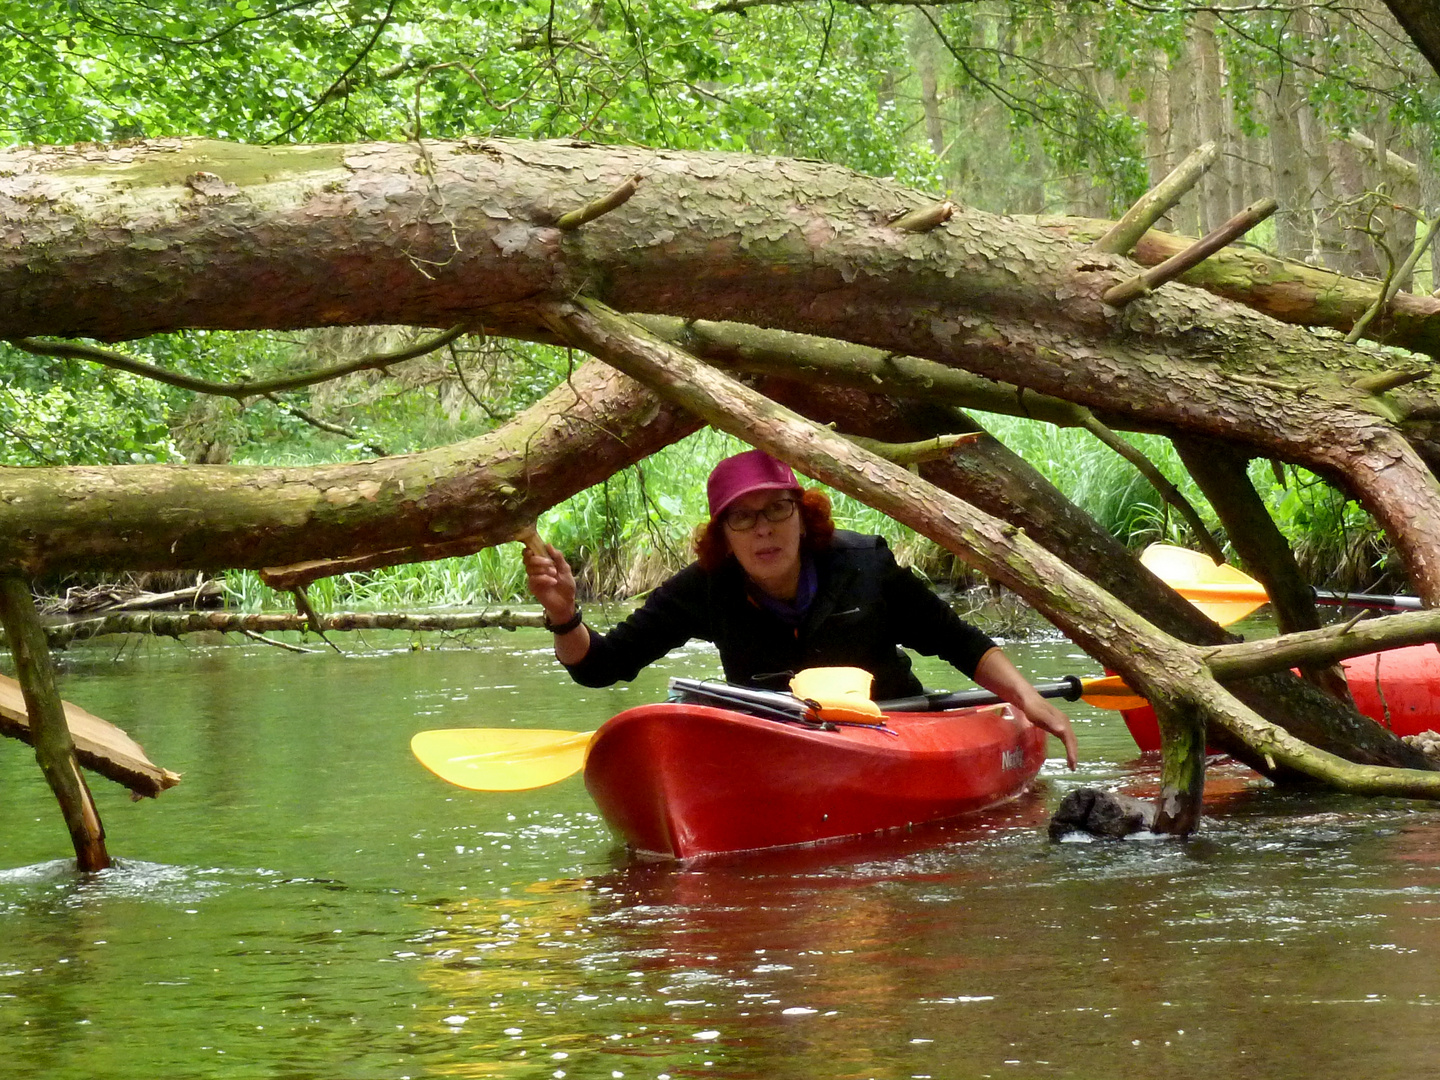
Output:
[722, 497, 798, 532]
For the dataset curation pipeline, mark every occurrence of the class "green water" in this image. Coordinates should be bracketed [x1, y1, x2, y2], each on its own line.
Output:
[3, 628, 1439, 1079]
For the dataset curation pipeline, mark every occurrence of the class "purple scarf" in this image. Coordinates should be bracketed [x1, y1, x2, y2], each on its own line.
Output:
[748, 555, 818, 627]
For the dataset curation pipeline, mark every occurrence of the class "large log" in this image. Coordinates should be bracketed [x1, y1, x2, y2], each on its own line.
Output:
[5, 138, 1440, 598]
[0, 354, 697, 576]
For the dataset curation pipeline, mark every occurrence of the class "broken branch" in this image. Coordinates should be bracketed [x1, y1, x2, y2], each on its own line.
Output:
[1093, 141, 1219, 256]
[1346, 213, 1440, 344]
[1204, 608, 1440, 681]
[1103, 199, 1278, 307]
[556, 173, 642, 231]
[843, 431, 982, 466]
[890, 200, 955, 233]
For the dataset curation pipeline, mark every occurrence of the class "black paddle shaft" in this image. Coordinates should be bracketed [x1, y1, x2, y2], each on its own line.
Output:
[877, 676, 1084, 713]
[1313, 588, 1421, 611]
[669, 675, 1086, 717]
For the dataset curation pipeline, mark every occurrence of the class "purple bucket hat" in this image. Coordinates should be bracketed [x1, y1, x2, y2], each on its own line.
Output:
[706, 450, 800, 519]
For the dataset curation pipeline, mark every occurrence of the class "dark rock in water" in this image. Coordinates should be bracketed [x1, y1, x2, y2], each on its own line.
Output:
[1049, 787, 1157, 840]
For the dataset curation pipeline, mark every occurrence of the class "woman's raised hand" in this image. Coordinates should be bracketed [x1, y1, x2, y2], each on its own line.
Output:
[519, 529, 577, 622]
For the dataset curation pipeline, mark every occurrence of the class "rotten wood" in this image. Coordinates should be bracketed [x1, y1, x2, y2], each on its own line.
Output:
[0, 672, 181, 797]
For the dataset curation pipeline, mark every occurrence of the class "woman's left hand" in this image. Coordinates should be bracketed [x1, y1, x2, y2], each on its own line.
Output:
[973, 648, 1080, 770]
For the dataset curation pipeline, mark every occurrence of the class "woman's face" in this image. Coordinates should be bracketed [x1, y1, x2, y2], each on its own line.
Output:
[721, 489, 804, 598]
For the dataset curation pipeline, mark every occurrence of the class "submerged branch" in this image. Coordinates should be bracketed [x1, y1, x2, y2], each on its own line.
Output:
[29, 609, 546, 649]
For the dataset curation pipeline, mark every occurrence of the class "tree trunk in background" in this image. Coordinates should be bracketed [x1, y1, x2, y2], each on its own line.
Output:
[1168, 35, 1203, 236]
[1303, 105, 1345, 269]
[914, 14, 945, 158]
[1267, 77, 1309, 259]
[1143, 55, 1173, 202]
[1194, 15, 1232, 233]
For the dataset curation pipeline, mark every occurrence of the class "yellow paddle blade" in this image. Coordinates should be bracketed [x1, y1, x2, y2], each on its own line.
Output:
[1077, 675, 1149, 712]
[410, 728, 594, 791]
[1140, 543, 1269, 626]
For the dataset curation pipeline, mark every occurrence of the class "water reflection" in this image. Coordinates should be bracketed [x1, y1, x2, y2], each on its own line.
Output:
[2, 632, 1440, 1078]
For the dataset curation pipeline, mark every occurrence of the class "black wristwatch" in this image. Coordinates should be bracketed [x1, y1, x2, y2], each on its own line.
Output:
[543, 606, 584, 635]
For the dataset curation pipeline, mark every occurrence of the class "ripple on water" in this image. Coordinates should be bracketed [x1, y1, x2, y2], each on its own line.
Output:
[0, 857, 349, 915]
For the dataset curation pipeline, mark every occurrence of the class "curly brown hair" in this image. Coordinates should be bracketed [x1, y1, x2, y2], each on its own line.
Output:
[692, 487, 835, 572]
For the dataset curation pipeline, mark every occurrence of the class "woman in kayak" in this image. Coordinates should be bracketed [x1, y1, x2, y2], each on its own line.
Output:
[523, 448, 1079, 768]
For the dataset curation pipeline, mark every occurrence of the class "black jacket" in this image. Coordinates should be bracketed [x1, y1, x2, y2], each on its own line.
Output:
[564, 531, 996, 700]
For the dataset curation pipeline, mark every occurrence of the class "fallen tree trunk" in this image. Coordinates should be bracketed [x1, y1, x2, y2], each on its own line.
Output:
[1048, 216, 1440, 359]
[6, 138, 1440, 600]
[749, 376, 1431, 773]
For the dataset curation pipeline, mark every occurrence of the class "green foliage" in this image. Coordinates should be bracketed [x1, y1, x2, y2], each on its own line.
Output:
[0, 342, 178, 465]
[977, 412, 1213, 549]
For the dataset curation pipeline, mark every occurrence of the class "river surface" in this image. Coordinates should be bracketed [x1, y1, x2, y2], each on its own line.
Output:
[2, 625, 1439, 1079]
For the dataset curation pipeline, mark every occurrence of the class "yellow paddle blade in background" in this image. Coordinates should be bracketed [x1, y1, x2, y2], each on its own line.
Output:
[1076, 675, 1150, 712]
[411, 728, 595, 791]
[1141, 543, 1269, 626]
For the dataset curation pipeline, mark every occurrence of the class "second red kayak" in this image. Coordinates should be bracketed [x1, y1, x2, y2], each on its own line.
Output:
[583, 700, 1048, 860]
[1121, 643, 1440, 752]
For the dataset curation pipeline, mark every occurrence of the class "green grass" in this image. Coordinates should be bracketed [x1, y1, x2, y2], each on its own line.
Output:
[223, 412, 1402, 612]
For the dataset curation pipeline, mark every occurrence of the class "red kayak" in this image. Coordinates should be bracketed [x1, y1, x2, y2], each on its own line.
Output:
[583, 700, 1048, 859]
[1121, 643, 1440, 752]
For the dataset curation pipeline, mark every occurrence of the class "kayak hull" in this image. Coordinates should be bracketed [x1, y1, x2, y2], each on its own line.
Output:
[583, 701, 1048, 860]
[1121, 644, 1440, 752]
